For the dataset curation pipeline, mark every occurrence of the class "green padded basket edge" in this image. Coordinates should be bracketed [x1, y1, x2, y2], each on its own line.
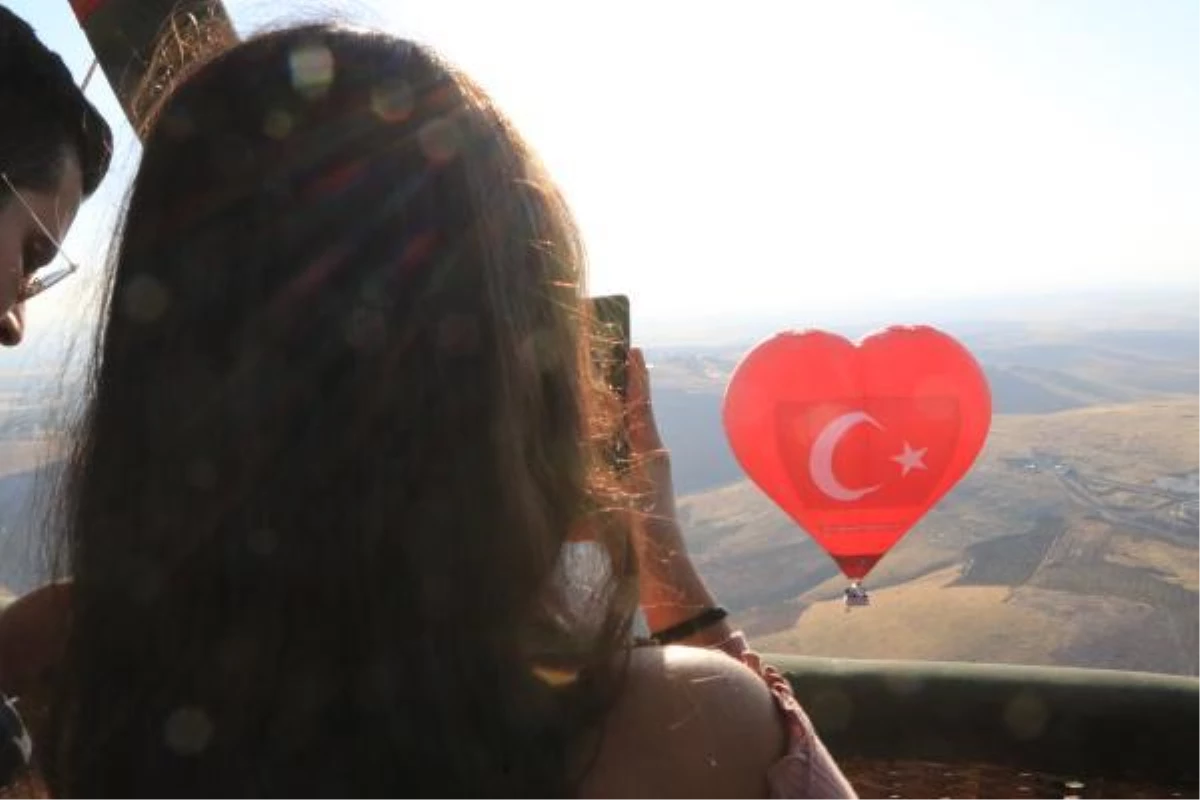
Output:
[773, 653, 1199, 782]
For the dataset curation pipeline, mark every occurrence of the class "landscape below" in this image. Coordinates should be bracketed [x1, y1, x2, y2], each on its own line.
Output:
[653, 302, 1199, 677]
[0, 292, 1197, 678]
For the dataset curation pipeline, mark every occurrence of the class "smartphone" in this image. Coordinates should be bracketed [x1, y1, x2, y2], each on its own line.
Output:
[588, 294, 631, 471]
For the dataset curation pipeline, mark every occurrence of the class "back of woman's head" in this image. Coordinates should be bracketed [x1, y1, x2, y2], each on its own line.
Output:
[49, 23, 632, 797]
[0, 6, 111, 195]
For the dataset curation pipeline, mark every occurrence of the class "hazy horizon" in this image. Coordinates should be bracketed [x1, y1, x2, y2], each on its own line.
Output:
[0, 283, 1193, 375]
[634, 280, 1200, 346]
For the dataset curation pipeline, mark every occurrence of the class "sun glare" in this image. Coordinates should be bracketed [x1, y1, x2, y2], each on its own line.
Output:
[25, 0, 1200, 342]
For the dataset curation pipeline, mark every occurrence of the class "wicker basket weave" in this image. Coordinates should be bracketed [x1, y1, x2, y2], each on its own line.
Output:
[838, 757, 1199, 799]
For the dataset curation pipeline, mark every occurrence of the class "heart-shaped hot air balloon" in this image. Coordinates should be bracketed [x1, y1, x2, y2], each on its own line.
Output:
[722, 326, 991, 582]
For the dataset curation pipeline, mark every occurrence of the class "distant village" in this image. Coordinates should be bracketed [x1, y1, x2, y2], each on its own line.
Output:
[1003, 451, 1199, 540]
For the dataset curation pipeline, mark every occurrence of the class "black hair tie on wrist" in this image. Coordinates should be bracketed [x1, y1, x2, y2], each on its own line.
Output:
[649, 606, 728, 645]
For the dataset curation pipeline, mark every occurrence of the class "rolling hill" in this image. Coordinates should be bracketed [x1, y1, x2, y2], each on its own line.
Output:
[0, 457, 56, 595]
[755, 565, 1186, 676]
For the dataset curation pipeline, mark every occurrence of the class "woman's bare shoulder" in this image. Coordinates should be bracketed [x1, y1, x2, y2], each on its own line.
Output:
[580, 644, 784, 798]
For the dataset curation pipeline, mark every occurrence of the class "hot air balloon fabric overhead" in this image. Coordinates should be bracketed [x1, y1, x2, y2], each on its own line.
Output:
[68, 0, 236, 130]
[722, 326, 992, 584]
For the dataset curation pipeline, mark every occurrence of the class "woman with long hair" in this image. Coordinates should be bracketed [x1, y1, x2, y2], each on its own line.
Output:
[6, 22, 852, 797]
[0, 5, 111, 346]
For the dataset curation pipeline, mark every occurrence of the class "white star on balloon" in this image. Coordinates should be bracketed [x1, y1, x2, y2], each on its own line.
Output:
[891, 441, 928, 477]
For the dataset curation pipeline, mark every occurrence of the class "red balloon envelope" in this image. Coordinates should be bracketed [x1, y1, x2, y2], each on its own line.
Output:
[722, 326, 991, 581]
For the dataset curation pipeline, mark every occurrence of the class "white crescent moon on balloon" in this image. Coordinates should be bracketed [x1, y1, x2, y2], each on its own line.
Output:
[808, 411, 883, 501]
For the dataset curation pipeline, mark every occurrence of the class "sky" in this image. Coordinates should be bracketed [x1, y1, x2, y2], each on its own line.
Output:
[6, 0, 1199, 349]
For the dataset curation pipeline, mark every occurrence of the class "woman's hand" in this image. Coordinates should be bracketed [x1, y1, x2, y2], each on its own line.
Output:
[627, 349, 732, 647]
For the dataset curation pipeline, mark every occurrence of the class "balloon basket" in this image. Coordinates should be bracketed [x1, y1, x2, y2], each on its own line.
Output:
[843, 581, 871, 609]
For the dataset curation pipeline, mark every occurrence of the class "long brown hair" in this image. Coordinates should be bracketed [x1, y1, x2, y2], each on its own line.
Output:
[46, 24, 636, 797]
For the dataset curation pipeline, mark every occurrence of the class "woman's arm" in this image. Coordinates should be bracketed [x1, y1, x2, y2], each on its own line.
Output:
[626, 349, 734, 647]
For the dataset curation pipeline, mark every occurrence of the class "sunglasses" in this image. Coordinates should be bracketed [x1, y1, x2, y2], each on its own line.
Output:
[1, 171, 81, 302]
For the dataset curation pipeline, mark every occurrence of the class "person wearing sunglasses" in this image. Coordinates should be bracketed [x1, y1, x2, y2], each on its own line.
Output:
[0, 5, 112, 346]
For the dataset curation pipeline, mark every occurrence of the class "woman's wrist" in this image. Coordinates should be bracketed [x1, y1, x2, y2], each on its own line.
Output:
[634, 518, 698, 603]
[648, 606, 729, 644]
[636, 526, 733, 645]
[643, 595, 735, 648]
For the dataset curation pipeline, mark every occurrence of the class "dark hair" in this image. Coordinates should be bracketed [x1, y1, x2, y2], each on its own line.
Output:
[47, 23, 635, 797]
[0, 5, 112, 196]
